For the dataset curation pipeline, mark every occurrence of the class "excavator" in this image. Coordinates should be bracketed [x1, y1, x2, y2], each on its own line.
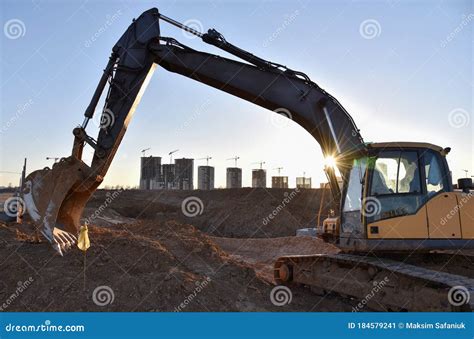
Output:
[20, 8, 473, 311]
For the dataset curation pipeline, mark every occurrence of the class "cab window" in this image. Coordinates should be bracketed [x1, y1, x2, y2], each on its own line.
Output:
[367, 150, 422, 222]
[424, 151, 446, 197]
[370, 151, 421, 196]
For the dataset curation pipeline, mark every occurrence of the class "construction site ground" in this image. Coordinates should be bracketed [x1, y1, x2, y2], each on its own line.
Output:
[0, 188, 472, 311]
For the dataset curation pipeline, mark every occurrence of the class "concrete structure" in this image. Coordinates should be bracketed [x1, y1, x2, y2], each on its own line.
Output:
[175, 158, 194, 190]
[252, 169, 266, 188]
[162, 164, 176, 189]
[272, 176, 288, 188]
[226, 168, 242, 188]
[198, 166, 214, 190]
[139, 156, 161, 190]
[296, 177, 312, 189]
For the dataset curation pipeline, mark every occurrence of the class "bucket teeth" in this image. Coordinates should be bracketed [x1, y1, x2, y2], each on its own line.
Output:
[42, 228, 77, 256]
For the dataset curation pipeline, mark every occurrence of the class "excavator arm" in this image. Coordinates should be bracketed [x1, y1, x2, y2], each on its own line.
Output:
[22, 8, 365, 254]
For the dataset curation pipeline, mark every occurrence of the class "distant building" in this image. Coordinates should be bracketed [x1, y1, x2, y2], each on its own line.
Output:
[296, 177, 312, 189]
[198, 166, 214, 190]
[174, 158, 194, 190]
[162, 164, 176, 189]
[252, 169, 266, 188]
[272, 176, 288, 188]
[139, 156, 161, 190]
[226, 168, 242, 188]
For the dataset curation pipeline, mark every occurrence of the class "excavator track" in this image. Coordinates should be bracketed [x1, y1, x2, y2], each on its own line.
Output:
[274, 253, 474, 311]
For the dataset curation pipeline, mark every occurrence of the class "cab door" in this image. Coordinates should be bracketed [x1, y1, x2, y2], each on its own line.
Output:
[426, 193, 461, 238]
[423, 150, 461, 238]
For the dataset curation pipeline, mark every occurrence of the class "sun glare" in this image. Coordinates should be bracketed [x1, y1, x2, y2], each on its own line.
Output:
[324, 156, 337, 169]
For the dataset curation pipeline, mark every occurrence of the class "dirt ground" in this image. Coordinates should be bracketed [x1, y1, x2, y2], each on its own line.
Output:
[0, 188, 360, 312]
[87, 188, 335, 238]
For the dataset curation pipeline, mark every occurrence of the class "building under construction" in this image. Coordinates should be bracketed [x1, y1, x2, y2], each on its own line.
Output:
[271, 176, 288, 188]
[226, 168, 242, 188]
[198, 166, 214, 190]
[252, 169, 266, 188]
[296, 177, 312, 189]
[161, 164, 176, 189]
[139, 156, 194, 190]
[174, 158, 194, 190]
[139, 156, 162, 190]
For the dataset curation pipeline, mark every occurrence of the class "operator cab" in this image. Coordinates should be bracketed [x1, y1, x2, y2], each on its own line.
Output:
[332, 142, 473, 251]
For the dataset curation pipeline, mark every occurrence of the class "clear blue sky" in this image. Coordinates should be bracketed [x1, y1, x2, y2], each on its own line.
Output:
[1, 0, 472, 188]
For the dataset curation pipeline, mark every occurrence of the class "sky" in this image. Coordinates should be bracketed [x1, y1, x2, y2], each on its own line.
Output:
[0, 0, 472, 189]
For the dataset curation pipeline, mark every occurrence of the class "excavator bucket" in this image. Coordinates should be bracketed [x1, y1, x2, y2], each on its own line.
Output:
[22, 156, 99, 255]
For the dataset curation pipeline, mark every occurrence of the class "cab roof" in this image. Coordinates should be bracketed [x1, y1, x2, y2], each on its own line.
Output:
[367, 142, 448, 155]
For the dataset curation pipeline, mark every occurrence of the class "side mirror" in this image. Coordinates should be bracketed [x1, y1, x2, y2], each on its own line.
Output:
[458, 178, 472, 193]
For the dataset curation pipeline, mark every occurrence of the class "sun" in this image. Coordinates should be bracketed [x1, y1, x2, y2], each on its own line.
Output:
[324, 155, 337, 169]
